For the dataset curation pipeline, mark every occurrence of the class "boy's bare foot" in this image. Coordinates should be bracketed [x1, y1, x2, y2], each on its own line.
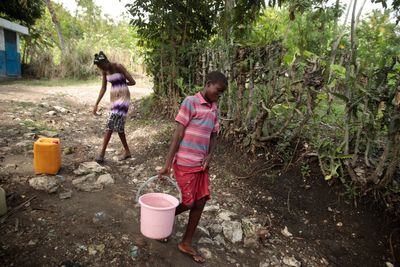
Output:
[177, 242, 205, 263]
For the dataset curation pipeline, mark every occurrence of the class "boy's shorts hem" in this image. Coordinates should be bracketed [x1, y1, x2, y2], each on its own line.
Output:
[173, 163, 210, 206]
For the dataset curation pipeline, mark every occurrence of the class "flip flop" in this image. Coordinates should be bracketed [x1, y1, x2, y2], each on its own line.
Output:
[118, 154, 132, 161]
[178, 244, 205, 264]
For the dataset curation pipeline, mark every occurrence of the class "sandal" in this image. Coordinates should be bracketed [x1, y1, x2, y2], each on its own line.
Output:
[95, 155, 105, 163]
[118, 154, 132, 161]
[178, 244, 205, 264]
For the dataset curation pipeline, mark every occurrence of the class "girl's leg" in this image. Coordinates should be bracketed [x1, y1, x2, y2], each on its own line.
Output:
[117, 132, 131, 159]
[96, 129, 112, 162]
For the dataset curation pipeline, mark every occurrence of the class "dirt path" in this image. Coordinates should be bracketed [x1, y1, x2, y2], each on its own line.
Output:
[0, 82, 397, 267]
[0, 79, 152, 104]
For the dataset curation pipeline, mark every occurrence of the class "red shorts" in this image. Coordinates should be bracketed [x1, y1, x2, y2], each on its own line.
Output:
[173, 163, 210, 206]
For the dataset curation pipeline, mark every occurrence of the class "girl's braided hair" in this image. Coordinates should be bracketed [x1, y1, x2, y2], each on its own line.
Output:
[94, 51, 109, 65]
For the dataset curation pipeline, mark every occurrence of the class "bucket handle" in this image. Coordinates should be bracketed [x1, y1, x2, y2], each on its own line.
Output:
[135, 175, 182, 203]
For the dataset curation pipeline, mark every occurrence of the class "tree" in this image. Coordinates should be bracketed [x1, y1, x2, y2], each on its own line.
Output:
[0, 0, 45, 25]
[46, 0, 65, 53]
[127, 0, 224, 101]
[372, 0, 400, 23]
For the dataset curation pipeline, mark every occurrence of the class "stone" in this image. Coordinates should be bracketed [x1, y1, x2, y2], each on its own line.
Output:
[209, 223, 223, 235]
[227, 256, 237, 264]
[72, 173, 103, 192]
[88, 244, 105, 255]
[74, 161, 106, 175]
[39, 102, 50, 108]
[63, 147, 75, 155]
[198, 237, 214, 245]
[0, 147, 12, 153]
[155, 166, 162, 171]
[46, 111, 57, 116]
[222, 221, 243, 243]
[213, 234, 226, 246]
[92, 212, 107, 223]
[218, 210, 237, 221]
[15, 140, 31, 148]
[204, 204, 220, 212]
[24, 132, 36, 139]
[281, 226, 293, 237]
[59, 190, 72, 199]
[282, 256, 301, 267]
[96, 173, 114, 186]
[29, 176, 60, 193]
[259, 260, 270, 267]
[53, 106, 69, 113]
[198, 248, 212, 259]
[197, 225, 210, 237]
[4, 164, 17, 170]
[243, 237, 259, 248]
[242, 218, 261, 238]
[28, 240, 37, 246]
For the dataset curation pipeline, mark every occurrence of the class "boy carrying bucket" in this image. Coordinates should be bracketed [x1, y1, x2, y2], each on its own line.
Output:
[158, 71, 227, 263]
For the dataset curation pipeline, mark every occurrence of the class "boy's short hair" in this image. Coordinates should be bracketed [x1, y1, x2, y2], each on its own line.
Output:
[205, 71, 228, 88]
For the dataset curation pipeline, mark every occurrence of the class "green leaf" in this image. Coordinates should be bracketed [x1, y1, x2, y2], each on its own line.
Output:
[330, 64, 346, 79]
[331, 92, 349, 102]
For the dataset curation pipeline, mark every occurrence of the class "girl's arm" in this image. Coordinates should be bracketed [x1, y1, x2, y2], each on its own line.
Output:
[93, 72, 107, 115]
[118, 64, 136, 86]
[158, 122, 186, 177]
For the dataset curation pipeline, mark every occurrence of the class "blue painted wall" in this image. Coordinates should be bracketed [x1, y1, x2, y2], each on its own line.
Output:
[0, 50, 5, 76]
[4, 29, 20, 76]
[0, 29, 22, 77]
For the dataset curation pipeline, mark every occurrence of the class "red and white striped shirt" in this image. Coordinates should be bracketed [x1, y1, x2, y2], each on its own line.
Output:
[175, 92, 220, 167]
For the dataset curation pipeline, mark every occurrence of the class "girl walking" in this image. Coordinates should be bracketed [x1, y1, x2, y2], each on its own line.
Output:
[93, 51, 136, 163]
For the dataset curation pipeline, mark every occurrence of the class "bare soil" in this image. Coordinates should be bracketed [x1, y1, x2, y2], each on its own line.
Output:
[0, 78, 398, 267]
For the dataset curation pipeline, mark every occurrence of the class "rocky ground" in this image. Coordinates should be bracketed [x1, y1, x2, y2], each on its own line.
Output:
[0, 78, 398, 267]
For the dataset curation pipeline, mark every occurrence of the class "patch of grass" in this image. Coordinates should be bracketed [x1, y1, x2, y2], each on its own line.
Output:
[0, 78, 98, 87]
[138, 94, 157, 117]
[126, 118, 157, 128]
[23, 119, 56, 132]
[17, 101, 34, 108]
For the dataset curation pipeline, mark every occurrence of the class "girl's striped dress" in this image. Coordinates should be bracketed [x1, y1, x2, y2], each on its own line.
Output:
[105, 73, 131, 133]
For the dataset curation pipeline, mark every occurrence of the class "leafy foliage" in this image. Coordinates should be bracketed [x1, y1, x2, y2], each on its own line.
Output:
[0, 0, 45, 25]
[20, 0, 143, 79]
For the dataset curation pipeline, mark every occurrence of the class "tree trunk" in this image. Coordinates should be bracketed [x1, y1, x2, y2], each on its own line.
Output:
[355, 0, 367, 27]
[46, 0, 65, 53]
[235, 48, 246, 127]
[344, 0, 358, 155]
[378, 132, 400, 187]
[328, 0, 353, 82]
[223, 0, 234, 42]
[245, 62, 255, 127]
[254, 101, 268, 141]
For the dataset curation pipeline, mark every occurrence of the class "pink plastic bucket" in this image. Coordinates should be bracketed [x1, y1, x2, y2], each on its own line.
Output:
[138, 192, 179, 239]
